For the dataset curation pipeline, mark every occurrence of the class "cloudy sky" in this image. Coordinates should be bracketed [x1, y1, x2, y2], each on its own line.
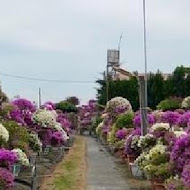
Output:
[0, 0, 190, 104]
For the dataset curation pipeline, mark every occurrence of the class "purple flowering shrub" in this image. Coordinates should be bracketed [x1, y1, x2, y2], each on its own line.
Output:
[133, 113, 155, 128]
[57, 113, 72, 133]
[79, 100, 98, 129]
[0, 149, 17, 170]
[0, 167, 14, 190]
[41, 101, 56, 110]
[170, 134, 190, 174]
[12, 99, 36, 112]
[7, 99, 36, 126]
[116, 129, 128, 140]
[161, 111, 181, 126]
[51, 131, 65, 146]
[178, 111, 190, 128]
[124, 128, 141, 156]
[182, 163, 190, 188]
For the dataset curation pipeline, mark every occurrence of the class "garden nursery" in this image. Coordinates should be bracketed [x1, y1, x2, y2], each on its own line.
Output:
[0, 91, 190, 190]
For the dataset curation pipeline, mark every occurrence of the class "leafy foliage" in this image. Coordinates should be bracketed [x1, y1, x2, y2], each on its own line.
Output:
[56, 101, 77, 113]
[157, 97, 182, 111]
[115, 112, 134, 129]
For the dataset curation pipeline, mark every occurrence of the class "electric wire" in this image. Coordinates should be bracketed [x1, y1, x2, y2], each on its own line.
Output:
[0, 72, 95, 84]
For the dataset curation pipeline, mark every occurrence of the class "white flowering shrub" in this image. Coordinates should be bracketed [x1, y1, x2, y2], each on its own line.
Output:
[173, 130, 187, 138]
[182, 96, 190, 109]
[105, 97, 132, 115]
[12, 148, 29, 166]
[29, 133, 42, 152]
[0, 123, 9, 142]
[33, 109, 57, 127]
[151, 123, 170, 132]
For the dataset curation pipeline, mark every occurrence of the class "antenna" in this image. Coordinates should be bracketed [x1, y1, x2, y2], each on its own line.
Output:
[118, 33, 123, 51]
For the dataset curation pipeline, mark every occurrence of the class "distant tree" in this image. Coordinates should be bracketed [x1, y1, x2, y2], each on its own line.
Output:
[148, 71, 165, 109]
[66, 96, 80, 105]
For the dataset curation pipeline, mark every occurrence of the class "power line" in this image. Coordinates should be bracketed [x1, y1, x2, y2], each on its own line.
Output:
[0, 72, 95, 84]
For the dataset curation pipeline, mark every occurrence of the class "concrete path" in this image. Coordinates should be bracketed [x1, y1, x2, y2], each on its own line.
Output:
[86, 137, 130, 190]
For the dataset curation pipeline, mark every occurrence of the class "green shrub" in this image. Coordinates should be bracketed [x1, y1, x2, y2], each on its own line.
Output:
[115, 112, 134, 129]
[3, 121, 30, 153]
[55, 101, 77, 113]
[157, 97, 182, 111]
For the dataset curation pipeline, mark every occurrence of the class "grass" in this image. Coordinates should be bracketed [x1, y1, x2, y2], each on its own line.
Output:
[40, 136, 86, 190]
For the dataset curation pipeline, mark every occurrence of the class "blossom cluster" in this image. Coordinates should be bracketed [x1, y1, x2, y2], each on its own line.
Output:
[33, 109, 57, 128]
[0, 123, 9, 142]
[12, 148, 29, 166]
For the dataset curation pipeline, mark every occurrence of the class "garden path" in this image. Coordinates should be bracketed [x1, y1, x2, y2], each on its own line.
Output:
[86, 137, 130, 190]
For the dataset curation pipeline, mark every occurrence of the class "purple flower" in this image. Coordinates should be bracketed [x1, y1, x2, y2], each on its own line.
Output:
[116, 129, 127, 140]
[51, 131, 64, 146]
[38, 128, 53, 146]
[0, 167, 14, 190]
[133, 113, 155, 128]
[124, 128, 141, 156]
[182, 163, 190, 188]
[170, 135, 190, 173]
[178, 111, 190, 128]
[42, 101, 56, 110]
[0, 149, 17, 170]
[12, 98, 36, 112]
[161, 111, 181, 126]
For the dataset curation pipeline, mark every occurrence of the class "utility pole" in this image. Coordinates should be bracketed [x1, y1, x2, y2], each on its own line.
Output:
[140, 0, 148, 136]
[38, 87, 42, 108]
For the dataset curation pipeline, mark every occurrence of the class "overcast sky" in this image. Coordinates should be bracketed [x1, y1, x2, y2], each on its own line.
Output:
[0, 0, 190, 104]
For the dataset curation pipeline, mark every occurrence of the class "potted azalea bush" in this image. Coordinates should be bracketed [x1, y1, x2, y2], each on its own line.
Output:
[169, 134, 190, 189]
[136, 143, 170, 189]
[124, 127, 141, 163]
[11, 148, 29, 177]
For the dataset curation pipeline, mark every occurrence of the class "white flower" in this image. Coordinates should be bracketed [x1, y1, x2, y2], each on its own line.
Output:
[151, 123, 170, 132]
[12, 148, 29, 166]
[0, 123, 9, 142]
[29, 133, 42, 152]
[182, 96, 190, 108]
[33, 109, 57, 128]
[54, 122, 69, 141]
[174, 130, 187, 138]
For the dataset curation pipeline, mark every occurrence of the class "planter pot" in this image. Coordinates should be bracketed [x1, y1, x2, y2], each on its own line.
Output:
[127, 154, 137, 163]
[129, 163, 144, 178]
[153, 181, 166, 190]
[150, 179, 166, 190]
[12, 164, 21, 177]
[115, 149, 124, 158]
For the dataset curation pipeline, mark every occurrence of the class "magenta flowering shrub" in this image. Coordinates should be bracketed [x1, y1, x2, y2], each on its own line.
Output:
[12, 99, 36, 112]
[0, 149, 17, 170]
[8, 98, 36, 126]
[170, 135, 190, 173]
[0, 167, 14, 190]
[79, 100, 98, 129]
[124, 128, 141, 156]
[133, 113, 155, 128]
[57, 113, 72, 132]
[161, 111, 181, 126]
